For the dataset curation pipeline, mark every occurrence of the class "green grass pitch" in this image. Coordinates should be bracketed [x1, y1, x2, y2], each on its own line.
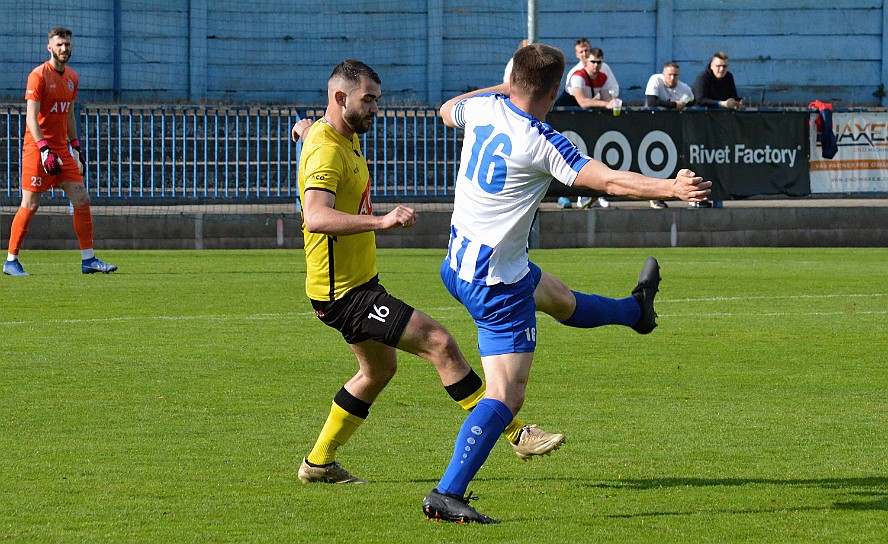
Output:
[1, 247, 886, 542]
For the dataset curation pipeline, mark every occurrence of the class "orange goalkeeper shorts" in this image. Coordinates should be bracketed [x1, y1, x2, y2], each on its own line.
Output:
[21, 143, 83, 193]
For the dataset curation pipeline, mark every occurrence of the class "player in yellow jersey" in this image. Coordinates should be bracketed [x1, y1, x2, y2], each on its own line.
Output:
[292, 60, 565, 484]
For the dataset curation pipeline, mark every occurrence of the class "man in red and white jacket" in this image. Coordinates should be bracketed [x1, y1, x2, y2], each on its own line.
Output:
[554, 47, 619, 109]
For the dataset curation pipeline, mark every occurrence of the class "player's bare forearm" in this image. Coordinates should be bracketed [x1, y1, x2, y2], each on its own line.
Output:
[303, 190, 375, 235]
[575, 161, 711, 201]
[303, 202, 385, 235]
[577, 96, 610, 109]
[440, 83, 510, 127]
[67, 106, 78, 141]
[302, 190, 415, 235]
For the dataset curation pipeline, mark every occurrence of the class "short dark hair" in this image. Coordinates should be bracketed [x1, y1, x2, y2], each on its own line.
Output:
[48, 27, 72, 41]
[575, 37, 590, 47]
[512, 44, 565, 100]
[589, 47, 604, 59]
[664, 61, 680, 70]
[329, 59, 381, 86]
[712, 51, 728, 61]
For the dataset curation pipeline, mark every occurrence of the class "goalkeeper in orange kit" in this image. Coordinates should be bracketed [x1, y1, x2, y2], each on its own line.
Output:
[5, 27, 116, 276]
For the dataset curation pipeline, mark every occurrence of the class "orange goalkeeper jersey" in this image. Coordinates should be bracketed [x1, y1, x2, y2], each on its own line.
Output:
[24, 61, 78, 150]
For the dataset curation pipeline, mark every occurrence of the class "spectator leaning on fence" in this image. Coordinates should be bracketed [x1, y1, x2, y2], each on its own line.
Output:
[563, 38, 619, 101]
[554, 47, 619, 208]
[646, 61, 694, 111]
[643, 61, 695, 210]
[290, 59, 564, 486]
[4, 27, 116, 277]
[690, 52, 740, 208]
[554, 48, 618, 110]
[692, 52, 742, 110]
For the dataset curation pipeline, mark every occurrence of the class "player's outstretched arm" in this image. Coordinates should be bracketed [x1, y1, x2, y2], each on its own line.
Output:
[574, 161, 712, 202]
[302, 190, 416, 235]
[440, 82, 510, 127]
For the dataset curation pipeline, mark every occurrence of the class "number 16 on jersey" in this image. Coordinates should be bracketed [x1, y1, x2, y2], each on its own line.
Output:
[464, 125, 512, 194]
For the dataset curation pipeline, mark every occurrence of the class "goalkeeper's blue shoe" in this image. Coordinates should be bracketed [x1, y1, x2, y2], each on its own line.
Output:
[631, 256, 660, 334]
[3, 260, 29, 276]
[82, 257, 118, 274]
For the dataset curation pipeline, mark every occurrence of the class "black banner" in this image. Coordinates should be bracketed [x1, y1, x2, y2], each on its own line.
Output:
[547, 109, 810, 200]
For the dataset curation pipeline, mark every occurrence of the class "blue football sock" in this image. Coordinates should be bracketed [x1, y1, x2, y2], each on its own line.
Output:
[560, 291, 640, 328]
[436, 398, 513, 497]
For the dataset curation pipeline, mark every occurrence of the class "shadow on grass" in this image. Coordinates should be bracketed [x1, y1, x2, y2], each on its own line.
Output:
[589, 476, 888, 515]
[402, 475, 888, 516]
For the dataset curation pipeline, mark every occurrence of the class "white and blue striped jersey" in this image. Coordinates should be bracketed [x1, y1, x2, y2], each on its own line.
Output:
[446, 93, 590, 286]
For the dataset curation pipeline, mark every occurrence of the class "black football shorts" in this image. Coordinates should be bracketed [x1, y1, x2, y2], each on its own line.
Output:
[310, 276, 414, 346]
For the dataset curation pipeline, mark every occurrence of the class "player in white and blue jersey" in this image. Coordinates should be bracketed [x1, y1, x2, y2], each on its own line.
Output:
[422, 43, 712, 524]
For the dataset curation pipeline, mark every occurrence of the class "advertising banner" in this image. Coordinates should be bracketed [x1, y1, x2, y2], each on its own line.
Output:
[682, 111, 810, 199]
[549, 110, 682, 180]
[810, 111, 888, 193]
[547, 110, 810, 200]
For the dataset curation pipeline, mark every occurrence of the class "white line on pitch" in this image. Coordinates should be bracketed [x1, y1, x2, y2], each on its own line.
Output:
[663, 293, 886, 303]
[2, 292, 884, 327]
[0, 312, 317, 326]
[660, 310, 887, 318]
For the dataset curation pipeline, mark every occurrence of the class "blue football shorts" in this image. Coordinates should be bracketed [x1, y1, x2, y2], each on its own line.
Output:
[440, 259, 543, 357]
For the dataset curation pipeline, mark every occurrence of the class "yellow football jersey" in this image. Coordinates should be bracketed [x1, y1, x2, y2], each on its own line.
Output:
[298, 119, 377, 301]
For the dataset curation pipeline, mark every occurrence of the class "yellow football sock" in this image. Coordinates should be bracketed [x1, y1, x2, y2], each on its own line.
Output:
[502, 418, 525, 444]
[305, 401, 365, 466]
[455, 383, 485, 412]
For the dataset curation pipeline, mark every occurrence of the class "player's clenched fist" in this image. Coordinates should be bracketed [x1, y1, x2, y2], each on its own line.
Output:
[382, 205, 417, 230]
[37, 139, 62, 175]
[675, 168, 712, 202]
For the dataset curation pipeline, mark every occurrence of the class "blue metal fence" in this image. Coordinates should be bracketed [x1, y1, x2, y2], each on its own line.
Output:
[1, 105, 463, 203]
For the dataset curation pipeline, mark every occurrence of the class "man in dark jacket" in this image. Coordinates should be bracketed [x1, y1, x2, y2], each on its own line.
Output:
[692, 52, 742, 110]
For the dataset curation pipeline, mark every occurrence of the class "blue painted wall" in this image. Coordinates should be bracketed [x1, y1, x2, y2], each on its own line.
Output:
[0, 0, 884, 106]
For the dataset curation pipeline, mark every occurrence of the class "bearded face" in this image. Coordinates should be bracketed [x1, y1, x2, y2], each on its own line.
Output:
[342, 78, 380, 135]
[344, 104, 375, 135]
[48, 36, 72, 65]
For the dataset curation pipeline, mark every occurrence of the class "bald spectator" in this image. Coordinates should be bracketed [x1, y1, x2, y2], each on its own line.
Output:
[646, 61, 694, 110]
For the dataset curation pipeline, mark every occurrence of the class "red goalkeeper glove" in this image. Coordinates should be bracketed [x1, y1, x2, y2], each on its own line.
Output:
[70, 139, 86, 176]
[37, 139, 63, 175]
